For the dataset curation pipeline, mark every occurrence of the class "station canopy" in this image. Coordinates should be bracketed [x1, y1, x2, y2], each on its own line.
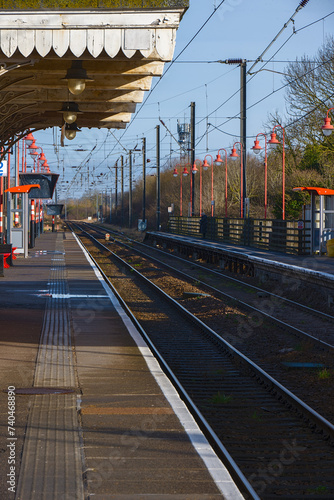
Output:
[0, 1, 188, 149]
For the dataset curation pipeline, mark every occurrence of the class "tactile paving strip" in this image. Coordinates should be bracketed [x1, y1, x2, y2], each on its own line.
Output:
[16, 234, 84, 500]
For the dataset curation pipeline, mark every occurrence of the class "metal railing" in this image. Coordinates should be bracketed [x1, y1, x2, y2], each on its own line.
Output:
[168, 216, 311, 255]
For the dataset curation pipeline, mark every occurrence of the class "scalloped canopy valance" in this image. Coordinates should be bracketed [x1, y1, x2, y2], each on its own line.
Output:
[0, 8, 186, 145]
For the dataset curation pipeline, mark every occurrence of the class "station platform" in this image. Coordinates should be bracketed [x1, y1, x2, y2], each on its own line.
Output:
[144, 232, 334, 305]
[146, 231, 334, 278]
[0, 230, 244, 500]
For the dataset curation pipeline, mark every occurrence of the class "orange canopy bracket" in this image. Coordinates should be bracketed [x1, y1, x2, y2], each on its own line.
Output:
[5, 184, 40, 194]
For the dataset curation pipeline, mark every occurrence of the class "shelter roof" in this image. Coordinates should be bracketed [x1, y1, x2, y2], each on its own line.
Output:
[5, 184, 40, 193]
[0, 4, 188, 148]
[293, 186, 334, 196]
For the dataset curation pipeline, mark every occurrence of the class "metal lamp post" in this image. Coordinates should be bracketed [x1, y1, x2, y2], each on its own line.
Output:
[193, 159, 203, 215]
[183, 163, 198, 217]
[202, 154, 214, 216]
[215, 149, 228, 217]
[251, 133, 268, 219]
[172, 166, 182, 216]
[173, 164, 190, 217]
[230, 142, 244, 218]
[268, 125, 285, 220]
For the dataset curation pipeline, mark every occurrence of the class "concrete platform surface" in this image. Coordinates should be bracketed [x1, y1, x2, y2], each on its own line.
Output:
[0, 231, 244, 500]
[147, 231, 334, 277]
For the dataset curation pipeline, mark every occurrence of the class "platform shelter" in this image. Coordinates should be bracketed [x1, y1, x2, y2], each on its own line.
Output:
[5, 184, 40, 256]
[0, 1, 188, 151]
[0, 1, 188, 250]
[293, 186, 334, 254]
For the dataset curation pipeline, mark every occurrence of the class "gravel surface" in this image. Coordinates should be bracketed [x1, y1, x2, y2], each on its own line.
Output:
[75, 227, 334, 500]
[81, 230, 334, 424]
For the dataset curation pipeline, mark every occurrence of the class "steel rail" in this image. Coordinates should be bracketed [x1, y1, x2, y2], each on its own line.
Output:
[69, 223, 260, 500]
[72, 223, 334, 444]
[87, 222, 334, 322]
[82, 222, 334, 350]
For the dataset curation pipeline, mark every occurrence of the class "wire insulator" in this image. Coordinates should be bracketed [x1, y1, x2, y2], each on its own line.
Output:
[225, 59, 243, 64]
[299, 0, 310, 8]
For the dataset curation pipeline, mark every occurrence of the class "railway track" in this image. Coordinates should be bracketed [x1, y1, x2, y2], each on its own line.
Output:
[69, 222, 334, 500]
[75, 222, 334, 421]
[90, 222, 334, 344]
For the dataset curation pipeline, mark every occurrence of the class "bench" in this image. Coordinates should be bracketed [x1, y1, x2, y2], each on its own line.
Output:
[0, 244, 17, 268]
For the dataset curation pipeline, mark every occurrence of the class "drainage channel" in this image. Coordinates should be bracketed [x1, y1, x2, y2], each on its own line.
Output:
[15, 234, 84, 500]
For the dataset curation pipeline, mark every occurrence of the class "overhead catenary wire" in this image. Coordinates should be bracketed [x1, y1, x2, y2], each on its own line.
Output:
[117, 0, 228, 140]
[197, 8, 334, 130]
[247, 0, 311, 75]
[123, 6, 333, 147]
[130, 0, 317, 139]
[211, 54, 334, 141]
[59, 2, 333, 195]
[209, 90, 334, 145]
[196, 11, 334, 147]
[92, 5, 331, 171]
[113, 40, 332, 170]
[146, 65, 237, 106]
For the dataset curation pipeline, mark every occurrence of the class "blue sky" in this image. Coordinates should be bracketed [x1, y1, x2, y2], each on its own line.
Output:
[34, 0, 334, 198]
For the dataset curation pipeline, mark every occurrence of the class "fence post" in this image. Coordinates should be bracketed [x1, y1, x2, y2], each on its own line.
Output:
[269, 220, 287, 251]
[223, 218, 230, 242]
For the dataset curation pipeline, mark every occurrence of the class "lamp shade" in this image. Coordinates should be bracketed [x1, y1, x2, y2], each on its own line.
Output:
[59, 102, 82, 124]
[202, 159, 210, 170]
[68, 80, 86, 96]
[24, 132, 35, 146]
[64, 122, 81, 141]
[230, 147, 239, 159]
[268, 132, 280, 146]
[28, 142, 39, 156]
[252, 139, 262, 154]
[65, 128, 77, 140]
[322, 116, 333, 136]
[42, 160, 50, 172]
[62, 61, 93, 96]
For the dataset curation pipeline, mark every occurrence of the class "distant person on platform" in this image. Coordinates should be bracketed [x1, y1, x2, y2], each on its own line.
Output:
[200, 212, 208, 239]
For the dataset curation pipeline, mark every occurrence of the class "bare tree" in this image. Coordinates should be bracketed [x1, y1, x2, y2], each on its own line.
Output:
[283, 36, 334, 149]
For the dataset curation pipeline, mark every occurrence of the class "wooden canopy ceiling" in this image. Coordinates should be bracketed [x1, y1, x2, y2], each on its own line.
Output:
[0, 7, 187, 150]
